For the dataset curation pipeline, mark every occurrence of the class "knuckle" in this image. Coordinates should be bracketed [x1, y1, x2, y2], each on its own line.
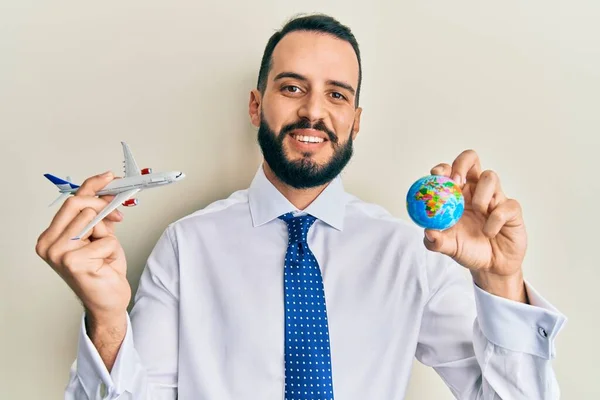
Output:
[493, 206, 508, 221]
[46, 246, 62, 266]
[81, 207, 98, 219]
[62, 251, 78, 270]
[64, 196, 80, 209]
[61, 250, 81, 274]
[508, 198, 521, 211]
[35, 229, 49, 254]
[35, 239, 46, 258]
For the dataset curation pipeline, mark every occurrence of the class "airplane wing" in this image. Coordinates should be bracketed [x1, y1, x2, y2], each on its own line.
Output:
[71, 188, 140, 240]
[121, 142, 141, 177]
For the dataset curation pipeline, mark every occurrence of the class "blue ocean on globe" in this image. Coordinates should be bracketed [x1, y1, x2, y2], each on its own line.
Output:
[406, 175, 465, 230]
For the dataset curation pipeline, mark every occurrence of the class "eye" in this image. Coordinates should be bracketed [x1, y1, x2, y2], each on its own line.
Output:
[330, 92, 347, 101]
[283, 85, 301, 93]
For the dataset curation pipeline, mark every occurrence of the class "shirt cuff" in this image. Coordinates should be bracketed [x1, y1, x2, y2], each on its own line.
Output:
[76, 312, 138, 399]
[473, 279, 567, 360]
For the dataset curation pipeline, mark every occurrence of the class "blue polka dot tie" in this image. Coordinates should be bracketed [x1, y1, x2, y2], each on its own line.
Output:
[279, 212, 334, 400]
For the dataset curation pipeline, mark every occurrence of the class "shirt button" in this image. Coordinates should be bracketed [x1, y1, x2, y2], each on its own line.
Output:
[100, 382, 107, 397]
[538, 327, 548, 338]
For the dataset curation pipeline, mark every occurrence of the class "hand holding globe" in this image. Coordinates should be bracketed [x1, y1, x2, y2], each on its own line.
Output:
[407, 149, 529, 303]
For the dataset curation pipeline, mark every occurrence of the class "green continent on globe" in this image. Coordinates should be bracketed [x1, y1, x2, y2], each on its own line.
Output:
[414, 178, 462, 218]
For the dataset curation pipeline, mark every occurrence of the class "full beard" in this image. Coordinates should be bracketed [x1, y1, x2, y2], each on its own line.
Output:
[257, 114, 354, 189]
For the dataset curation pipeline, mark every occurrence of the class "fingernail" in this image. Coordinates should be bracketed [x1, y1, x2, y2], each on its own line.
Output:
[116, 209, 123, 218]
[424, 231, 435, 243]
[452, 174, 461, 186]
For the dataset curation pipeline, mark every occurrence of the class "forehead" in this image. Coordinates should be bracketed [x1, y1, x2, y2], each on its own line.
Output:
[270, 30, 359, 88]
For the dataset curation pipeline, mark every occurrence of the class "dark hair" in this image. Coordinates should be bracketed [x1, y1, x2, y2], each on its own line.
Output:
[256, 14, 362, 107]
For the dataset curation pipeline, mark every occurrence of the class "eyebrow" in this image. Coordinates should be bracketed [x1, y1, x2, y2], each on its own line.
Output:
[274, 72, 356, 96]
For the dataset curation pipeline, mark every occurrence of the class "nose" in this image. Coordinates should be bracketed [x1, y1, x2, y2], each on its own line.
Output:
[297, 92, 327, 123]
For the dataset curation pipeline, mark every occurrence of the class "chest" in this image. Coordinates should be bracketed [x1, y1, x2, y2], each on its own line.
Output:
[175, 231, 427, 398]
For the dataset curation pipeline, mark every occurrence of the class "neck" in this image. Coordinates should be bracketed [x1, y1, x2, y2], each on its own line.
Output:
[262, 161, 330, 210]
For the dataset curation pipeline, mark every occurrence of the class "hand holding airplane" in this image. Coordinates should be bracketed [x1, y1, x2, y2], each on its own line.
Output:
[43, 142, 185, 240]
[36, 171, 132, 345]
[35, 142, 186, 339]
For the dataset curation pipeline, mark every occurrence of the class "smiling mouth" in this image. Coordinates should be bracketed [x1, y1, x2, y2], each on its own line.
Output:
[292, 134, 326, 144]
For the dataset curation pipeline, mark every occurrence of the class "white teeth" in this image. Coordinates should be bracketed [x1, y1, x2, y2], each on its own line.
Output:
[293, 135, 324, 143]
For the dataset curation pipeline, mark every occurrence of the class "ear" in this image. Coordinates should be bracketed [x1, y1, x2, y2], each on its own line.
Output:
[249, 89, 262, 128]
[351, 107, 362, 140]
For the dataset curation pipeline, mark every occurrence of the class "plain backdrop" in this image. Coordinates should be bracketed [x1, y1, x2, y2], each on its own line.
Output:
[1, 1, 598, 399]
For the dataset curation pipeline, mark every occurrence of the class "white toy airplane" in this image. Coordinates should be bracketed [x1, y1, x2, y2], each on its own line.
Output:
[44, 141, 186, 240]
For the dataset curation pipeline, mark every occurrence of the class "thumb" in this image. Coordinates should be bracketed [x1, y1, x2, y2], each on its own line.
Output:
[75, 171, 115, 197]
[63, 235, 124, 275]
[423, 229, 453, 255]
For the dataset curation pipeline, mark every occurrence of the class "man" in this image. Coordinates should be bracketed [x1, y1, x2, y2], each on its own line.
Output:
[36, 14, 566, 400]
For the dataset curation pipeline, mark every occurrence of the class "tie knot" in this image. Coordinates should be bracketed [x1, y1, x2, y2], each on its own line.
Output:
[279, 212, 317, 244]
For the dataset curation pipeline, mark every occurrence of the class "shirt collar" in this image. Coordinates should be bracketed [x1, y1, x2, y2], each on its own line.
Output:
[248, 163, 346, 231]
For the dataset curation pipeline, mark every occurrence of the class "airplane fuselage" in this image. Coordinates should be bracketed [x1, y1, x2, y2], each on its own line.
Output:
[62, 171, 184, 196]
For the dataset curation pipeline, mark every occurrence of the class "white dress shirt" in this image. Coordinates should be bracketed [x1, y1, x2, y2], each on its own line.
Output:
[65, 164, 567, 400]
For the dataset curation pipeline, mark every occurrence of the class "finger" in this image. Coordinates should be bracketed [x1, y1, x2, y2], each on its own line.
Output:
[75, 171, 115, 197]
[471, 170, 506, 215]
[97, 195, 123, 223]
[103, 219, 115, 235]
[38, 196, 122, 257]
[62, 235, 123, 275]
[423, 228, 456, 257]
[45, 208, 112, 269]
[482, 198, 522, 238]
[430, 163, 451, 177]
[64, 207, 113, 242]
[104, 210, 123, 223]
[451, 149, 481, 187]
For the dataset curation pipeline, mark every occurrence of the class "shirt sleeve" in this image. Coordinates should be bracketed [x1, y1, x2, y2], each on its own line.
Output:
[416, 250, 567, 399]
[63, 227, 181, 400]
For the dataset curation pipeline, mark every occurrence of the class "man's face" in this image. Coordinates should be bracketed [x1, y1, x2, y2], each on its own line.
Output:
[250, 31, 362, 189]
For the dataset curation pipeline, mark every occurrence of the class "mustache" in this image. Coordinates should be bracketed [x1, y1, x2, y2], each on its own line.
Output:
[280, 119, 339, 144]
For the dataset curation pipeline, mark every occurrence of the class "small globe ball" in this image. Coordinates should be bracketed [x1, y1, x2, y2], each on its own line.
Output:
[406, 175, 465, 230]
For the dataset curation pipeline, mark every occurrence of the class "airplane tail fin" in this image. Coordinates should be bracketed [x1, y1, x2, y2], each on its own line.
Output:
[44, 174, 80, 206]
[44, 174, 80, 190]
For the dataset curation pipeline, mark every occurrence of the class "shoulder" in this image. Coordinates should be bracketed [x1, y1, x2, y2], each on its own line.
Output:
[344, 192, 422, 240]
[166, 188, 250, 235]
[344, 192, 462, 293]
[343, 192, 427, 264]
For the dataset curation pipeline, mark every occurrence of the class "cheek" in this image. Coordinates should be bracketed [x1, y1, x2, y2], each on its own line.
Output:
[332, 110, 356, 138]
[262, 95, 299, 132]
